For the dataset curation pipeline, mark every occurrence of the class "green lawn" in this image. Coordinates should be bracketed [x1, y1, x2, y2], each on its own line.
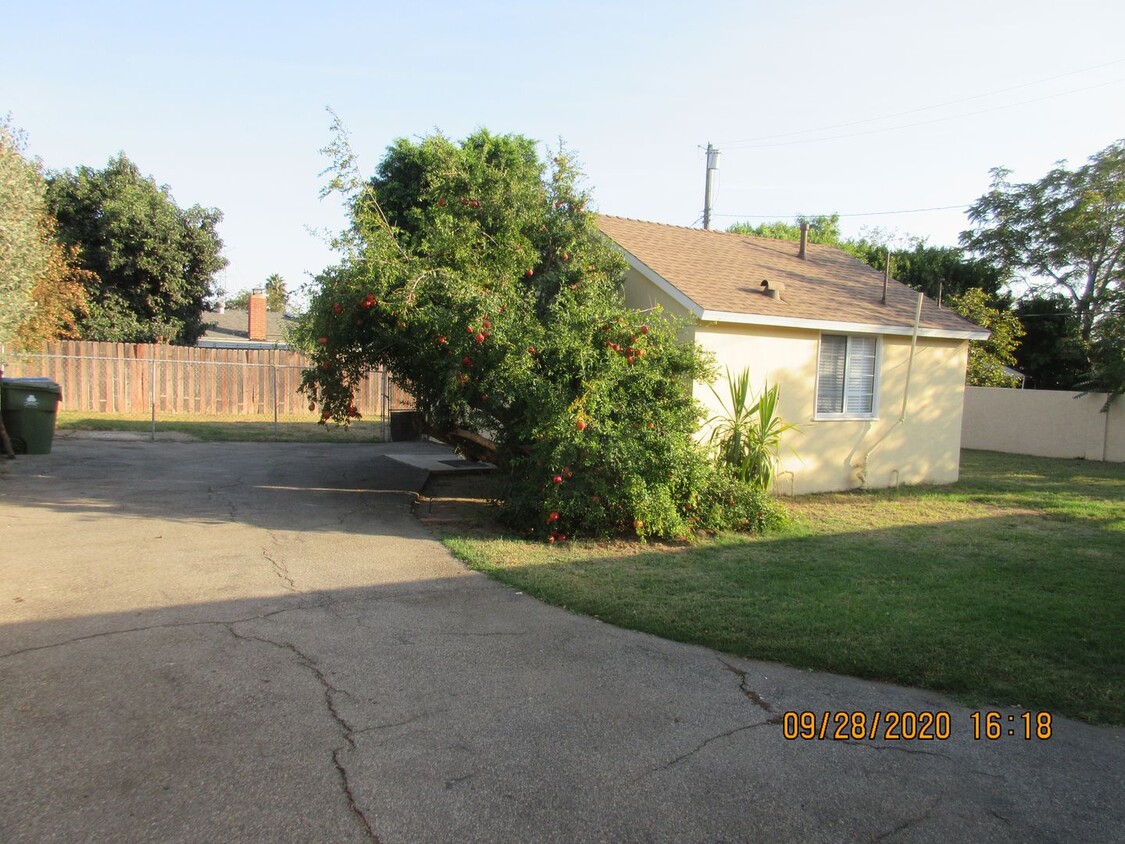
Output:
[55, 411, 388, 443]
[443, 450, 1125, 725]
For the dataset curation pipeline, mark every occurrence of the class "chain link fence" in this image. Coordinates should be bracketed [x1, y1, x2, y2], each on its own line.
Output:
[0, 341, 413, 439]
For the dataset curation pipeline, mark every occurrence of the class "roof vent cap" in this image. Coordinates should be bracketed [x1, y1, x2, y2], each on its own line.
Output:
[760, 278, 785, 300]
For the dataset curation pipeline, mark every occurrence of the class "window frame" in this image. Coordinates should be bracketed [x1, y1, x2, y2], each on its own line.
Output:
[813, 332, 882, 421]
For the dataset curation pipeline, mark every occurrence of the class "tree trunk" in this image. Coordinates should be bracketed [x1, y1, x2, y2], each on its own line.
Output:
[421, 422, 528, 468]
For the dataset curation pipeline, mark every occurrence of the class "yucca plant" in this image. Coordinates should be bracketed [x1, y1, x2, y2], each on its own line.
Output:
[706, 369, 799, 492]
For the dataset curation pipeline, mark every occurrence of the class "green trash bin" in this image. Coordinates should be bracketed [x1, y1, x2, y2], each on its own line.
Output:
[389, 410, 422, 442]
[1, 377, 63, 454]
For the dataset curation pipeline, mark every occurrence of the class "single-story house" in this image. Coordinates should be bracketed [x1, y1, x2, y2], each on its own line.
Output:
[597, 215, 989, 495]
[199, 289, 293, 349]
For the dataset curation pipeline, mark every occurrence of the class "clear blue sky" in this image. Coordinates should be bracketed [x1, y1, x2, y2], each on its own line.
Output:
[4, 0, 1123, 302]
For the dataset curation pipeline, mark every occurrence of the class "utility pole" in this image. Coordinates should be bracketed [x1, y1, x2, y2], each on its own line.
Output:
[702, 143, 720, 229]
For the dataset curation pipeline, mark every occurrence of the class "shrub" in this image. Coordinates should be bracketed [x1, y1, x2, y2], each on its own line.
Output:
[706, 370, 799, 492]
[298, 126, 784, 540]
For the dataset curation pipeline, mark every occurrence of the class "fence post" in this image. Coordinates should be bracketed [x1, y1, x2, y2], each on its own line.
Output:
[271, 359, 279, 435]
[149, 354, 156, 441]
[382, 369, 389, 442]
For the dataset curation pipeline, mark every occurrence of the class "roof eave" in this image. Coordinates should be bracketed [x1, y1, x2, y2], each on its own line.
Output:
[697, 309, 990, 341]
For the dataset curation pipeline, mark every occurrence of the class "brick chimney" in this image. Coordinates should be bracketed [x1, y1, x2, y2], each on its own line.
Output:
[248, 288, 267, 341]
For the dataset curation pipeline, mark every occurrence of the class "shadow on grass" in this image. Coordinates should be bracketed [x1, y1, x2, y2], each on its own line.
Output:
[433, 451, 1125, 726]
[56, 412, 390, 443]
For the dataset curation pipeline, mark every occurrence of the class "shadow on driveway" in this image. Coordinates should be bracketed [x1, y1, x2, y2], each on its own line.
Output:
[1, 441, 1121, 843]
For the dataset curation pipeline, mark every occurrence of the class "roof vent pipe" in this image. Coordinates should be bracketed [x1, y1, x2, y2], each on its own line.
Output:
[881, 251, 890, 305]
[798, 222, 809, 260]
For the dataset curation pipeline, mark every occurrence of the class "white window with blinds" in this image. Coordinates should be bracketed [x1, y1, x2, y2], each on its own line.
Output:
[815, 334, 878, 418]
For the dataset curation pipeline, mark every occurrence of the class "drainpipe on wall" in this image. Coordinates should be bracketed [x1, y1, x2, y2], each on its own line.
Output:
[856, 292, 924, 489]
[1105, 401, 1113, 463]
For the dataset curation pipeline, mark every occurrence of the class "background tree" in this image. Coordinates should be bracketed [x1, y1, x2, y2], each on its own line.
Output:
[300, 127, 781, 540]
[727, 216, 1003, 301]
[845, 238, 1003, 301]
[946, 288, 1025, 387]
[1080, 308, 1124, 407]
[264, 273, 288, 311]
[727, 213, 843, 244]
[224, 289, 251, 310]
[222, 278, 286, 312]
[47, 154, 226, 344]
[0, 119, 90, 350]
[0, 120, 41, 346]
[1013, 294, 1088, 390]
[961, 140, 1125, 342]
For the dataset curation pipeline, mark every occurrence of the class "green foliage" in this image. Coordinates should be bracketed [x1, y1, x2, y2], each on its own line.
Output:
[265, 273, 288, 312]
[947, 288, 1025, 386]
[1014, 294, 1089, 390]
[0, 119, 44, 345]
[706, 369, 798, 492]
[223, 276, 287, 313]
[843, 238, 1003, 300]
[961, 140, 1125, 342]
[47, 154, 227, 344]
[299, 127, 781, 541]
[224, 289, 251, 310]
[1079, 309, 1125, 407]
[0, 118, 88, 348]
[727, 213, 842, 245]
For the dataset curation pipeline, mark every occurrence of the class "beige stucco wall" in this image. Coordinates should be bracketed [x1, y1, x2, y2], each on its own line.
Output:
[621, 268, 972, 494]
[621, 267, 694, 325]
[693, 325, 969, 494]
[961, 387, 1124, 462]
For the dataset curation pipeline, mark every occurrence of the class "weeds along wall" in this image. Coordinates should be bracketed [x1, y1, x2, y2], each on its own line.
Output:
[0, 341, 413, 422]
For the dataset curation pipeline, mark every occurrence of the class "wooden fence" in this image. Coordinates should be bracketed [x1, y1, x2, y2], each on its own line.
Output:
[0, 341, 413, 420]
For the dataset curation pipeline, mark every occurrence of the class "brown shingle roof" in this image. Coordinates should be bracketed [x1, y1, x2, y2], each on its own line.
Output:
[597, 215, 987, 338]
[199, 310, 292, 346]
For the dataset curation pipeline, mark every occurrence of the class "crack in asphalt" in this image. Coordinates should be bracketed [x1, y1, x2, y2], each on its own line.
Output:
[355, 710, 447, 734]
[658, 722, 772, 771]
[333, 747, 381, 842]
[224, 624, 378, 843]
[718, 657, 782, 724]
[839, 741, 1006, 783]
[263, 546, 297, 592]
[838, 741, 956, 763]
[872, 796, 943, 842]
[207, 476, 243, 521]
[635, 655, 784, 779]
[988, 808, 1014, 826]
[0, 604, 320, 661]
[444, 773, 474, 790]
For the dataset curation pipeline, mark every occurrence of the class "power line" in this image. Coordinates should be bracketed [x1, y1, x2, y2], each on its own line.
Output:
[714, 204, 969, 220]
[718, 76, 1125, 150]
[714, 58, 1125, 146]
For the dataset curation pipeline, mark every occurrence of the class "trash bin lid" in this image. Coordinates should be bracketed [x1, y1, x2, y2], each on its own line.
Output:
[0, 377, 62, 395]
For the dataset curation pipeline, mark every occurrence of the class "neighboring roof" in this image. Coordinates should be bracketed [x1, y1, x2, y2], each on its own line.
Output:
[198, 309, 293, 348]
[597, 215, 989, 340]
[1003, 366, 1027, 384]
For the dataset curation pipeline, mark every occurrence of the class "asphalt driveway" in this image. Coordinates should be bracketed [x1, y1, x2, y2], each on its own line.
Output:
[1, 440, 1121, 843]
